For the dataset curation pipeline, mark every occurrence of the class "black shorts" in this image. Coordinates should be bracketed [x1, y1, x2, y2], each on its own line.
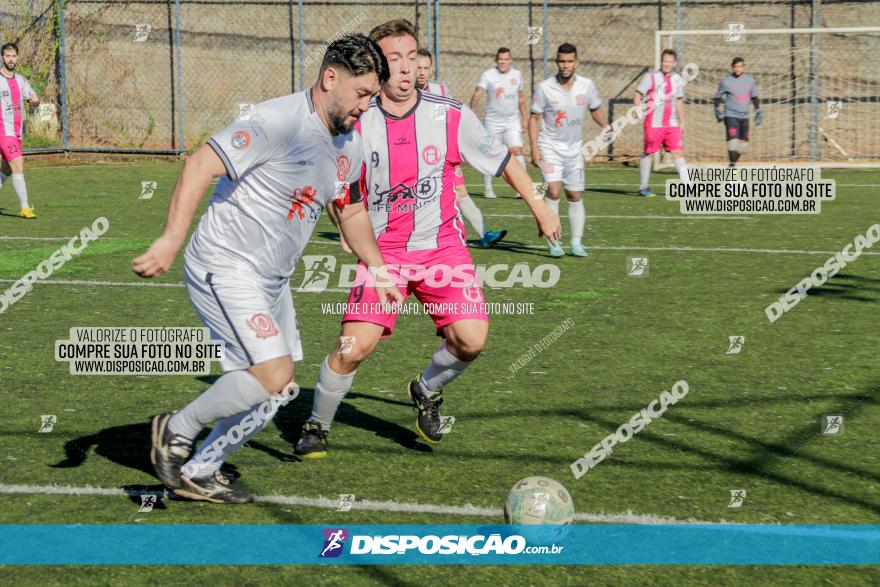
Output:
[725, 117, 750, 141]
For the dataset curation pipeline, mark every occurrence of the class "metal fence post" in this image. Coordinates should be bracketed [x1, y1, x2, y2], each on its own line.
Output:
[809, 0, 820, 160]
[434, 0, 440, 79]
[542, 0, 548, 80]
[426, 0, 432, 60]
[289, 0, 295, 93]
[298, 0, 304, 91]
[174, 0, 184, 153]
[57, 0, 69, 151]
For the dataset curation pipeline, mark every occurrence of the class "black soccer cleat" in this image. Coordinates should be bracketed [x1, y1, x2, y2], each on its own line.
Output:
[294, 420, 329, 460]
[150, 412, 193, 490]
[175, 470, 254, 504]
[407, 375, 444, 444]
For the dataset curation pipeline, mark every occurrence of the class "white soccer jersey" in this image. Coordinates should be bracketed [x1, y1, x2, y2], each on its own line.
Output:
[186, 90, 364, 279]
[531, 74, 601, 156]
[0, 73, 36, 138]
[477, 67, 523, 124]
[636, 70, 685, 128]
[355, 90, 510, 251]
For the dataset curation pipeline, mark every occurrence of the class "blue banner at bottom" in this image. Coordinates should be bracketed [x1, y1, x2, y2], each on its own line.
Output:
[1, 524, 877, 565]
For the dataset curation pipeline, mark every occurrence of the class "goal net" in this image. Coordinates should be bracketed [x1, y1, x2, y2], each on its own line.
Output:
[654, 27, 880, 166]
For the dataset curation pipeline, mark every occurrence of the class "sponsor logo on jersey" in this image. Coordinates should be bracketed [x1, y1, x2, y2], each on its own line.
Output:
[245, 313, 279, 339]
[230, 130, 250, 150]
[494, 86, 505, 99]
[554, 110, 567, 127]
[422, 144, 441, 165]
[287, 186, 318, 221]
[576, 94, 586, 106]
[336, 154, 351, 181]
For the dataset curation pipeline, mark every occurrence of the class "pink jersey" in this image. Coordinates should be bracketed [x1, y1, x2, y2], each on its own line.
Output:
[423, 80, 450, 97]
[356, 90, 509, 252]
[0, 73, 35, 138]
[636, 70, 684, 128]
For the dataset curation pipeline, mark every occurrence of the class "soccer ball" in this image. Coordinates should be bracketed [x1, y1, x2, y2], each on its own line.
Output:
[504, 476, 574, 526]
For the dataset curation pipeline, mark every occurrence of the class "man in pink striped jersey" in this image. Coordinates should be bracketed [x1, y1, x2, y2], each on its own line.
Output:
[296, 19, 560, 457]
[0, 43, 39, 219]
[415, 47, 507, 250]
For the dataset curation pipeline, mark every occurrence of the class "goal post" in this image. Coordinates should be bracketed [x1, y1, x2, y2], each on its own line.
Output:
[653, 27, 880, 167]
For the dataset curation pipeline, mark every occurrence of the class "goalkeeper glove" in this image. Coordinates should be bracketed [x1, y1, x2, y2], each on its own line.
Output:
[714, 107, 724, 123]
[755, 109, 763, 126]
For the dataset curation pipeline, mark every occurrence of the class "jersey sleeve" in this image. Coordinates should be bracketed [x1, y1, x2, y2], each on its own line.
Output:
[714, 79, 727, 100]
[635, 73, 652, 96]
[334, 136, 365, 209]
[458, 105, 511, 177]
[588, 82, 602, 110]
[207, 103, 293, 182]
[749, 77, 759, 97]
[516, 72, 524, 93]
[530, 84, 546, 114]
[20, 77, 36, 100]
[674, 74, 685, 99]
[477, 70, 489, 91]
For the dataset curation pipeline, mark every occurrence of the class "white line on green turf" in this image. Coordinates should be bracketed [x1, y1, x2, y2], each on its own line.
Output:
[0, 483, 722, 524]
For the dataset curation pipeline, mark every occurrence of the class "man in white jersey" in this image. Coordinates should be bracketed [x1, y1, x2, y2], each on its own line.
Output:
[530, 42, 610, 258]
[416, 48, 507, 249]
[470, 47, 528, 199]
[0, 43, 39, 219]
[634, 49, 691, 196]
[132, 34, 402, 504]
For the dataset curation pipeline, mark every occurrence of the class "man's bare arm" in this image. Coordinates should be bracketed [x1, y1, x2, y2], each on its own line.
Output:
[469, 87, 486, 111]
[132, 144, 225, 277]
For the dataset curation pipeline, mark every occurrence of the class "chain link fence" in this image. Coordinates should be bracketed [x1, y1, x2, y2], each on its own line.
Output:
[2, 0, 878, 160]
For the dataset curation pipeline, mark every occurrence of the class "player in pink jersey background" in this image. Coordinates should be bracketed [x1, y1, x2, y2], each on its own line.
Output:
[296, 19, 560, 457]
[0, 43, 39, 219]
[633, 48, 691, 197]
[415, 48, 506, 249]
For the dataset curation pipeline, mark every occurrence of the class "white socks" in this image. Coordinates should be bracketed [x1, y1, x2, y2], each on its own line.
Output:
[458, 196, 485, 237]
[483, 174, 494, 194]
[308, 356, 356, 430]
[419, 342, 471, 397]
[12, 173, 29, 208]
[183, 385, 298, 479]
[674, 157, 691, 185]
[545, 197, 560, 215]
[639, 155, 652, 190]
[569, 200, 585, 246]
[168, 369, 271, 440]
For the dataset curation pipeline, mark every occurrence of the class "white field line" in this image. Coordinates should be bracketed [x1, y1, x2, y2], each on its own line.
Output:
[0, 483, 728, 524]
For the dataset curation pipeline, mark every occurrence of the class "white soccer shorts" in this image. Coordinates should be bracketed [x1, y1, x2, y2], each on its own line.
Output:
[539, 146, 585, 192]
[184, 258, 303, 371]
[485, 119, 523, 149]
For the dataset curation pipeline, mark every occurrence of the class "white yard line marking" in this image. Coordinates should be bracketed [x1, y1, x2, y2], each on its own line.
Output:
[0, 483, 723, 524]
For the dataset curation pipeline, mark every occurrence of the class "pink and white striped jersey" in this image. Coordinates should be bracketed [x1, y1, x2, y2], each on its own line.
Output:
[0, 73, 36, 138]
[355, 89, 510, 252]
[636, 70, 685, 128]
[423, 80, 450, 97]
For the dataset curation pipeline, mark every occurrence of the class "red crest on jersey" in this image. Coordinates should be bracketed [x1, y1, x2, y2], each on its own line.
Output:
[575, 94, 586, 106]
[231, 130, 250, 150]
[245, 313, 279, 339]
[554, 110, 568, 127]
[494, 86, 505, 99]
[336, 155, 351, 181]
[288, 185, 318, 220]
[422, 145, 441, 165]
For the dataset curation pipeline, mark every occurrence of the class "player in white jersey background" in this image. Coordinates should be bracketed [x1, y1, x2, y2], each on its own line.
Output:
[470, 47, 528, 199]
[132, 34, 403, 504]
[634, 49, 691, 196]
[530, 42, 610, 258]
[0, 43, 40, 219]
[416, 48, 507, 249]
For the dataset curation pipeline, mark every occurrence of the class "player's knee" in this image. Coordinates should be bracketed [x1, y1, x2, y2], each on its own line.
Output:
[333, 339, 375, 371]
[250, 358, 295, 395]
[449, 336, 485, 361]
